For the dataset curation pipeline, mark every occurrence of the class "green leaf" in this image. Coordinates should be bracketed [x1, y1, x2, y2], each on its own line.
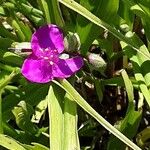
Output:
[0, 38, 14, 49]
[122, 0, 150, 42]
[37, 0, 50, 23]
[0, 71, 10, 85]
[12, 101, 38, 134]
[0, 134, 26, 150]
[23, 143, 49, 150]
[137, 127, 150, 148]
[98, 0, 119, 23]
[0, 6, 5, 16]
[31, 98, 48, 124]
[0, 24, 17, 40]
[130, 2, 150, 41]
[53, 79, 141, 150]
[2, 87, 24, 122]
[3, 122, 19, 138]
[107, 110, 142, 150]
[76, 0, 102, 55]
[16, 2, 43, 18]
[58, 0, 150, 59]
[102, 76, 125, 86]
[47, 78, 79, 150]
[46, 0, 64, 26]
[0, 92, 2, 134]
[7, 17, 26, 42]
[121, 32, 150, 107]
[63, 93, 80, 150]
[94, 79, 103, 103]
[107, 70, 142, 150]
[76, 0, 119, 55]
[0, 70, 19, 134]
[17, 21, 32, 42]
[0, 69, 19, 91]
[118, 0, 134, 28]
[37, 0, 64, 26]
[23, 84, 49, 106]
[0, 50, 23, 66]
[121, 70, 134, 110]
[47, 84, 64, 150]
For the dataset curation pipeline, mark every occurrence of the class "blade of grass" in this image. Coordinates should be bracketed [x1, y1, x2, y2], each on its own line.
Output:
[76, 0, 119, 54]
[0, 91, 3, 134]
[38, 0, 64, 26]
[58, 0, 150, 59]
[46, 0, 64, 27]
[53, 79, 141, 150]
[7, 15, 26, 41]
[47, 84, 64, 150]
[0, 23, 17, 40]
[63, 93, 80, 150]
[121, 40, 150, 107]
[121, 69, 134, 111]
[107, 70, 142, 150]
[37, 0, 50, 23]
[0, 50, 23, 66]
[0, 69, 19, 135]
[0, 134, 26, 150]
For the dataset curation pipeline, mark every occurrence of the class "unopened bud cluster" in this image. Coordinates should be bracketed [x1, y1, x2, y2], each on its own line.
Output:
[87, 52, 106, 72]
[64, 32, 81, 52]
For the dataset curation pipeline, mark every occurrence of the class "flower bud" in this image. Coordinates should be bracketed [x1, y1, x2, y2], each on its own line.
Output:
[64, 32, 81, 52]
[9, 42, 32, 57]
[87, 52, 106, 72]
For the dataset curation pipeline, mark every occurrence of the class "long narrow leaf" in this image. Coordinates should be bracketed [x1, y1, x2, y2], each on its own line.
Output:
[58, 0, 150, 59]
[0, 134, 26, 150]
[47, 84, 64, 150]
[53, 79, 141, 150]
[107, 70, 142, 150]
[63, 93, 80, 150]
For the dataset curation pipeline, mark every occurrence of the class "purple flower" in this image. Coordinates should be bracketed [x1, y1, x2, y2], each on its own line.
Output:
[21, 24, 83, 83]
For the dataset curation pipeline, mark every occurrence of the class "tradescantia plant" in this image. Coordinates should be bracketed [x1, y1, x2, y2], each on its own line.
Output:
[21, 24, 83, 83]
[1, 0, 150, 150]
[20, 24, 140, 150]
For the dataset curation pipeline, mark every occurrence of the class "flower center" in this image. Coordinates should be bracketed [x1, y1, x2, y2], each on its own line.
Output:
[40, 48, 59, 65]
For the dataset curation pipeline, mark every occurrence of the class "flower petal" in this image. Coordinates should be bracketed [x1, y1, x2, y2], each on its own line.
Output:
[52, 56, 83, 78]
[21, 54, 53, 83]
[31, 24, 64, 57]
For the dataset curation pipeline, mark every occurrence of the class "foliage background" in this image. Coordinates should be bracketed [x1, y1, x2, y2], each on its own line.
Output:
[0, 0, 150, 149]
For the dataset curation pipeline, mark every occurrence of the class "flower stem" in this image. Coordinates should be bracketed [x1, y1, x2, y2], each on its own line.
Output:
[53, 79, 141, 150]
